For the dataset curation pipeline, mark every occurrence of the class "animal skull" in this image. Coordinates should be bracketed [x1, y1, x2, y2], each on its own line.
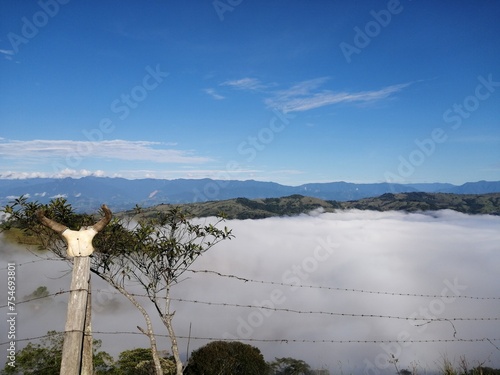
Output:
[37, 205, 112, 257]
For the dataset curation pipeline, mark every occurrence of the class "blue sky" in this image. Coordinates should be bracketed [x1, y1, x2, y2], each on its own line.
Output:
[1, 0, 499, 185]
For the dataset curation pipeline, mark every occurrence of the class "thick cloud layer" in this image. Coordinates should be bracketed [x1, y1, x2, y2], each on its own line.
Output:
[1, 210, 499, 373]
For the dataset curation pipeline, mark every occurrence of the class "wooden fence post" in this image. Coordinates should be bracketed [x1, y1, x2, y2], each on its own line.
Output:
[82, 279, 93, 375]
[60, 256, 91, 375]
[37, 205, 112, 374]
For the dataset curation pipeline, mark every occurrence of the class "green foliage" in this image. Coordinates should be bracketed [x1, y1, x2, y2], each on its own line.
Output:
[93, 350, 115, 375]
[1, 331, 62, 375]
[113, 348, 175, 375]
[2, 196, 80, 231]
[31, 286, 49, 298]
[184, 341, 269, 375]
[1, 331, 113, 375]
[269, 357, 314, 375]
[0, 196, 107, 256]
[129, 206, 233, 284]
[21, 285, 53, 312]
[23, 286, 50, 300]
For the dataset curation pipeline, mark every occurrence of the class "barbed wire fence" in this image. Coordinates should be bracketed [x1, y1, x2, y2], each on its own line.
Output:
[1, 259, 500, 353]
[3, 260, 500, 301]
[2, 330, 500, 348]
[2, 287, 500, 324]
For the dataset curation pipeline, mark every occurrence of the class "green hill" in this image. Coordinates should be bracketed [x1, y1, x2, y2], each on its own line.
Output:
[125, 193, 500, 220]
[341, 192, 500, 215]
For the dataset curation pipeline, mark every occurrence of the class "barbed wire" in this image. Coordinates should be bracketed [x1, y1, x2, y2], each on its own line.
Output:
[168, 296, 500, 323]
[186, 269, 500, 300]
[94, 332, 500, 346]
[0, 257, 66, 271]
[2, 258, 499, 301]
[1, 330, 499, 347]
[3, 288, 499, 325]
[0, 290, 71, 309]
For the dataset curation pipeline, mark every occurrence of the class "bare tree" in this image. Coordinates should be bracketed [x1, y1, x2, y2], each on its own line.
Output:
[113, 206, 234, 375]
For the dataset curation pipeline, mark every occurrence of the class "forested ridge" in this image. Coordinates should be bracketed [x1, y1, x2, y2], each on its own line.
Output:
[130, 193, 500, 220]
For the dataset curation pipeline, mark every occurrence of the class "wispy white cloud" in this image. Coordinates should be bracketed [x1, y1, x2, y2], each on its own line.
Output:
[266, 79, 412, 113]
[220, 77, 267, 91]
[0, 169, 106, 179]
[0, 139, 211, 164]
[271, 77, 330, 99]
[0, 49, 15, 60]
[220, 76, 411, 113]
[203, 88, 225, 100]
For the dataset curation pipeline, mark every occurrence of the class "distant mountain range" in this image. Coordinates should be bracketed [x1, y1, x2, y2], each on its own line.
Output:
[1, 177, 500, 212]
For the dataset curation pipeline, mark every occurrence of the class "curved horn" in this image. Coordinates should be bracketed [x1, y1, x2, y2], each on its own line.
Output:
[92, 204, 112, 232]
[36, 210, 68, 234]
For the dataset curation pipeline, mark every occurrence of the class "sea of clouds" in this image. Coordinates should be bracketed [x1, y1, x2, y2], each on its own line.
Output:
[1, 209, 499, 373]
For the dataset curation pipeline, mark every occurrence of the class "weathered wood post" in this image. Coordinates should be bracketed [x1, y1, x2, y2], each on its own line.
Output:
[61, 255, 91, 374]
[37, 205, 112, 375]
[81, 281, 93, 375]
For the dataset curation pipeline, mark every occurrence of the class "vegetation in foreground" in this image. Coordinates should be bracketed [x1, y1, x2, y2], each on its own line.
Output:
[2, 331, 499, 375]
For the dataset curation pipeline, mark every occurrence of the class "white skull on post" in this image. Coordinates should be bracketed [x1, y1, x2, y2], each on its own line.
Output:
[37, 205, 112, 257]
